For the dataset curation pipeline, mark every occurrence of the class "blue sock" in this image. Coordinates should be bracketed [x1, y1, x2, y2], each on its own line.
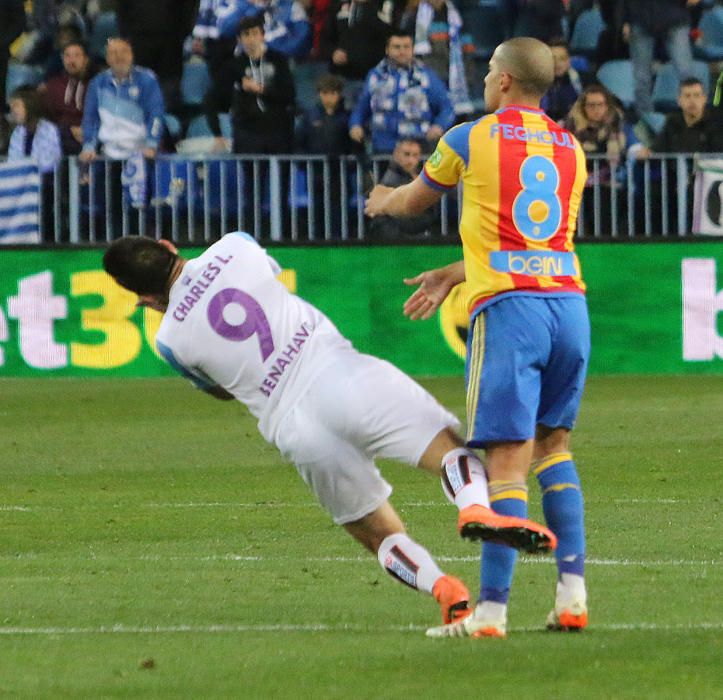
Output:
[534, 452, 585, 578]
[480, 481, 528, 604]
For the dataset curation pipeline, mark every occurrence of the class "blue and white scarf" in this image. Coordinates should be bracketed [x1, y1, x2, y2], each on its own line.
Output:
[369, 60, 434, 139]
[121, 153, 147, 209]
[194, 0, 236, 39]
[413, 0, 472, 115]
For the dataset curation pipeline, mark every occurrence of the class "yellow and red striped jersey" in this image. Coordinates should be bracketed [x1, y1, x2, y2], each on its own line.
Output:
[422, 105, 587, 315]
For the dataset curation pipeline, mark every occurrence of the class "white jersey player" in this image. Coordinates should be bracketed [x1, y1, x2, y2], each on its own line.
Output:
[103, 233, 556, 627]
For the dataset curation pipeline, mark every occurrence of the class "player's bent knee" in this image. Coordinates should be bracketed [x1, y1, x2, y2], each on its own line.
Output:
[418, 426, 466, 474]
[534, 426, 571, 459]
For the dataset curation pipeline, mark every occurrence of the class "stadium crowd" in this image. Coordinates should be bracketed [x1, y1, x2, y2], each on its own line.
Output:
[0, 0, 722, 240]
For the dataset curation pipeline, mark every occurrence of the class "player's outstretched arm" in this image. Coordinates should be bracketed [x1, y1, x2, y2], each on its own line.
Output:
[365, 177, 443, 218]
[403, 261, 465, 320]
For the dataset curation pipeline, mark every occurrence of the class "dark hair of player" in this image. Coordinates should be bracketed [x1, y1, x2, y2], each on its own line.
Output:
[103, 237, 177, 296]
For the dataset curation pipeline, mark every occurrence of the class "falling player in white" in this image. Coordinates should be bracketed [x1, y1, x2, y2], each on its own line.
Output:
[103, 233, 556, 625]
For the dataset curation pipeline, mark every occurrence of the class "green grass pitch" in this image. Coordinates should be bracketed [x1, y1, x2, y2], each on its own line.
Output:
[1, 375, 721, 698]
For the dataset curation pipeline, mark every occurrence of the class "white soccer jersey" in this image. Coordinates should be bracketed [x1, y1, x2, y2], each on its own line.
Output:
[155, 232, 352, 440]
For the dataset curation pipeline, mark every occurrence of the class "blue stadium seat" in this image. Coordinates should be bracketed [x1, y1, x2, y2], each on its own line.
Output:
[180, 60, 211, 106]
[596, 60, 634, 108]
[652, 60, 712, 111]
[695, 6, 723, 61]
[5, 63, 44, 101]
[88, 11, 118, 60]
[569, 7, 605, 57]
[163, 113, 182, 139]
[186, 114, 215, 138]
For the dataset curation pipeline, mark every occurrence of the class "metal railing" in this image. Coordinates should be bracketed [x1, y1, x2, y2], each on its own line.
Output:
[21, 152, 723, 243]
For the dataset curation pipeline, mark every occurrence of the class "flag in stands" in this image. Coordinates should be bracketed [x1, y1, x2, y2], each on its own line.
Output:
[0, 160, 40, 244]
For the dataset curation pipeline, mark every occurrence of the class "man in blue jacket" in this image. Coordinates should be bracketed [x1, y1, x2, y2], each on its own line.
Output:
[349, 31, 455, 154]
[80, 37, 165, 162]
[80, 37, 165, 237]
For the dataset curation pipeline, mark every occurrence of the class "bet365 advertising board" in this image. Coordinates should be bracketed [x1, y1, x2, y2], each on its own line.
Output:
[0, 241, 721, 377]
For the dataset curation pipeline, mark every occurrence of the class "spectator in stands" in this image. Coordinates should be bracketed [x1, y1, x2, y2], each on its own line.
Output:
[80, 38, 165, 162]
[321, 0, 392, 104]
[19, 0, 86, 69]
[296, 72, 351, 155]
[623, 0, 698, 117]
[80, 37, 165, 236]
[564, 84, 641, 234]
[496, 0, 565, 43]
[638, 77, 723, 234]
[8, 86, 61, 173]
[43, 40, 95, 155]
[43, 24, 84, 80]
[117, 0, 198, 113]
[205, 14, 296, 233]
[205, 14, 296, 155]
[541, 40, 583, 123]
[595, 0, 629, 64]
[400, 0, 475, 116]
[8, 86, 62, 240]
[0, 0, 26, 112]
[349, 31, 454, 154]
[296, 72, 352, 236]
[192, 0, 239, 83]
[639, 78, 723, 156]
[368, 137, 437, 240]
[308, 0, 331, 60]
[216, 0, 313, 59]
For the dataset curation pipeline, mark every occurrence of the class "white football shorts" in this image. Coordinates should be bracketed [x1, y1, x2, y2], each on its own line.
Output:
[273, 349, 460, 524]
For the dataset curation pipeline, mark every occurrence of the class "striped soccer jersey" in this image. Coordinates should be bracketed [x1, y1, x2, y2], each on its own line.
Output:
[422, 105, 588, 315]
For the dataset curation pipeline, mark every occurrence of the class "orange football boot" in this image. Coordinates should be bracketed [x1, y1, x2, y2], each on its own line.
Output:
[432, 575, 473, 624]
[458, 504, 558, 554]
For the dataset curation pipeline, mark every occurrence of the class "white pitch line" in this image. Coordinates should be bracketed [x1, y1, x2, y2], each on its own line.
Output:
[0, 498, 691, 512]
[0, 621, 720, 636]
[2, 553, 717, 567]
[216, 555, 720, 567]
[143, 498, 690, 508]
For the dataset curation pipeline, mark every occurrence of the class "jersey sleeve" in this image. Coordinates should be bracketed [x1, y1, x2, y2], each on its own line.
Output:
[156, 339, 216, 391]
[421, 123, 471, 191]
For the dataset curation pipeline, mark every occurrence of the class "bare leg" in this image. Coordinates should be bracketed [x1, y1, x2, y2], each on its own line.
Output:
[343, 500, 405, 553]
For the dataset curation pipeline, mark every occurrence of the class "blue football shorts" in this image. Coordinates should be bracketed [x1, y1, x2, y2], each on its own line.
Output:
[465, 293, 590, 447]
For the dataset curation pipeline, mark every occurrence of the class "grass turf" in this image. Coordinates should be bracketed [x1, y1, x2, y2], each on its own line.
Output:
[0, 375, 721, 699]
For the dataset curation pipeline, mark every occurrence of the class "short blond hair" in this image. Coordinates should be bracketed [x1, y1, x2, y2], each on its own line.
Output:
[496, 37, 555, 98]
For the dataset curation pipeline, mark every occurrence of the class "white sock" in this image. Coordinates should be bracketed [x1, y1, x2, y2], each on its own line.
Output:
[556, 573, 587, 606]
[376, 533, 444, 595]
[440, 448, 490, 509]
[474, 600, 507, 623]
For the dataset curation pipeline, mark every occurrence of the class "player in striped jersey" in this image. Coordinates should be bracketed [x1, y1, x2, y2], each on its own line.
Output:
[366, 37, 590, 637]
[103, 233, 556, 627]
